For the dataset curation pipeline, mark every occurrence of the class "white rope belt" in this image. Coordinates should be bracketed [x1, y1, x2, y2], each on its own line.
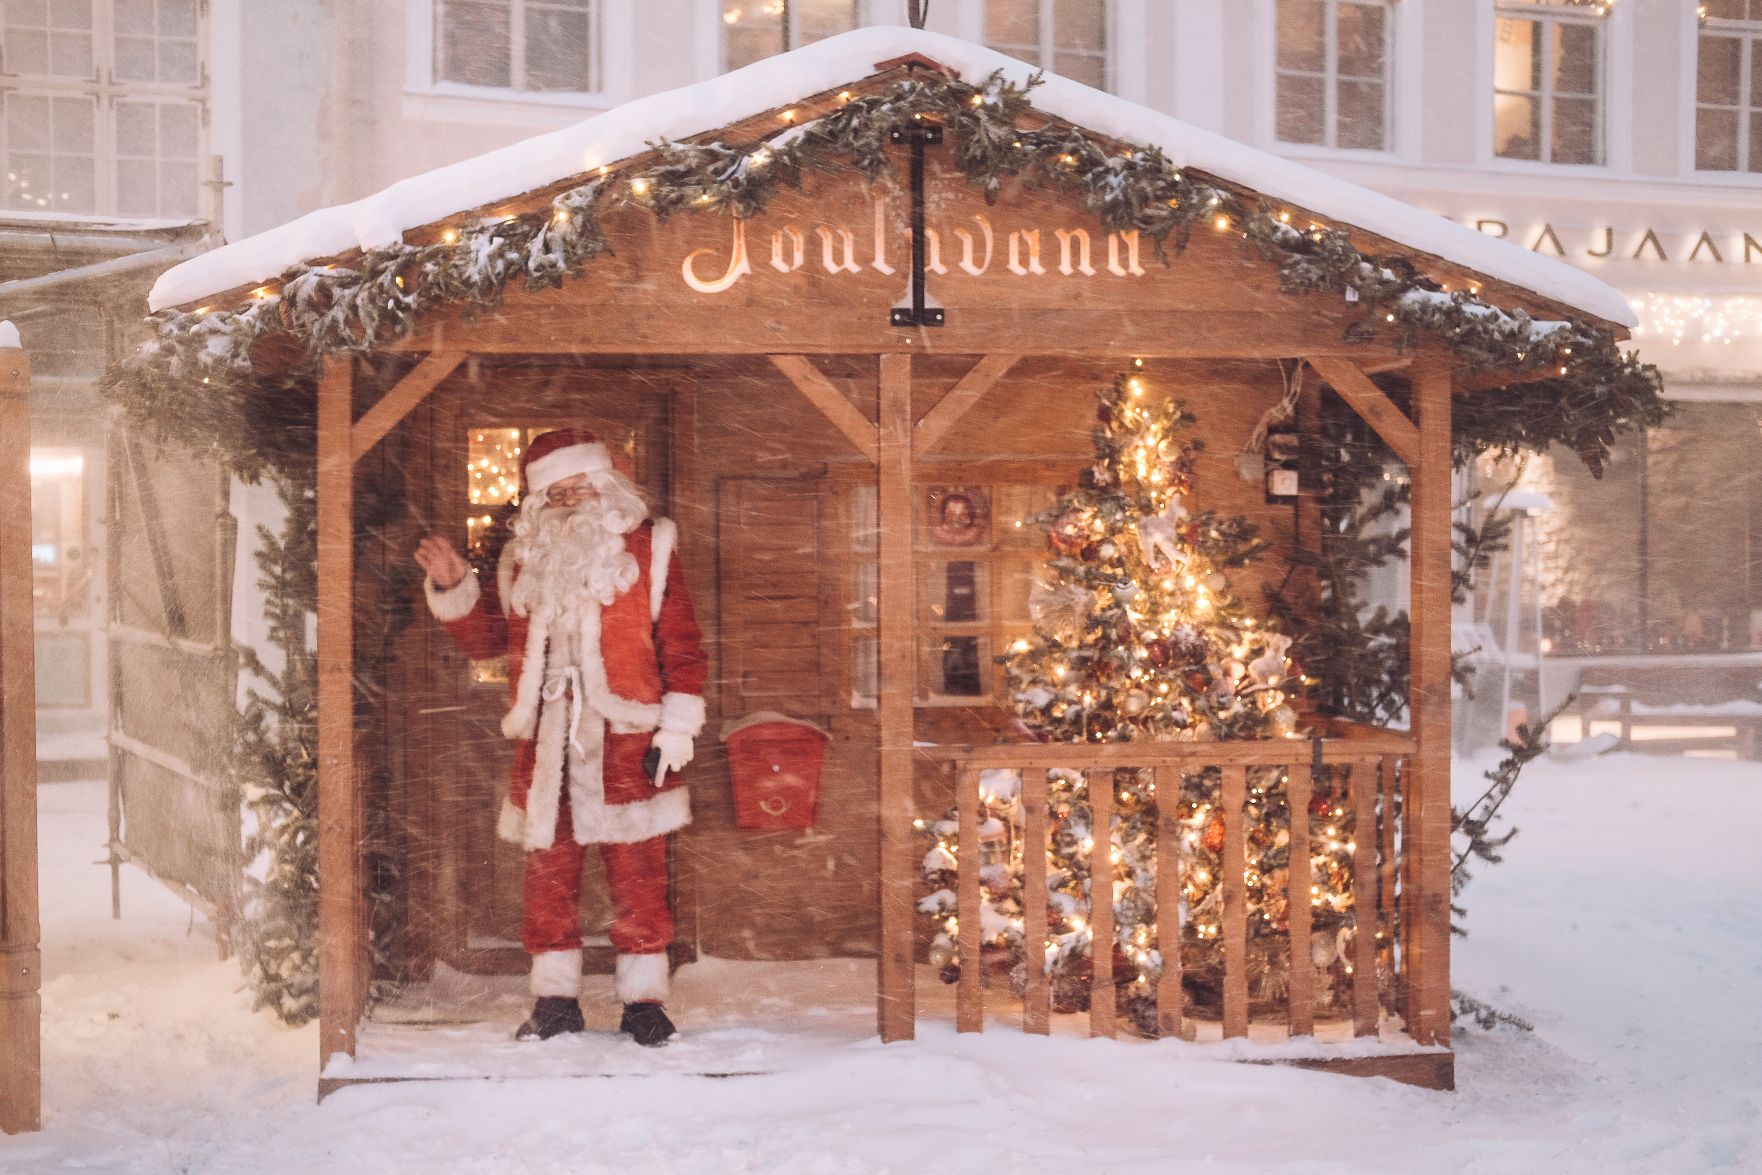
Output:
[540, 668, 587, 757]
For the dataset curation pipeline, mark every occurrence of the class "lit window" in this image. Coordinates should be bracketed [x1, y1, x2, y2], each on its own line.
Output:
[435, 0, 600, 92]
[1493, 0, 1603, 165]
[1275, 0, 1391, 151]
[723, 1, 859, 72]
[1696, 1, 1762, 172]
[0, 0, 204, 216]
[984, 0, 1108, 91]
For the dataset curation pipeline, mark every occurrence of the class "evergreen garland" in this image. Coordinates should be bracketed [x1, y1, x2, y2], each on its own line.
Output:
[231, 477, 320, 1024]
[101, 68, 1667, 482]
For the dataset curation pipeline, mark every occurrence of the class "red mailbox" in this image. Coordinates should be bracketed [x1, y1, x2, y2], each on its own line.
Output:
[722, 712, 830, 830]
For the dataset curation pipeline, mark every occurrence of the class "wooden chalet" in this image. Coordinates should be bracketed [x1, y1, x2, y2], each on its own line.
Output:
[71, 30, 1642, 1100]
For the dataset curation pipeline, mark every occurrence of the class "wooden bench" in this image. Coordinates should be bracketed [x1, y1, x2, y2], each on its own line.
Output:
[1574, 667, 1762, 759]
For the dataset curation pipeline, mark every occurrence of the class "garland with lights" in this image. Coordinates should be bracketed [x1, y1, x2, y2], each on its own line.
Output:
[101, 67, 1664, 483]
[918, 374, 1363, 1034]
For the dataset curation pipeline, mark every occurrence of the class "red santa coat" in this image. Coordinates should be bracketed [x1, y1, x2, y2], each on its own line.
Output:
[425, 517, 708, 851]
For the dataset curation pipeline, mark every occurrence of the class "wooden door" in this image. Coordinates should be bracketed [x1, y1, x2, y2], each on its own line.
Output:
[428, 369, 671, 974]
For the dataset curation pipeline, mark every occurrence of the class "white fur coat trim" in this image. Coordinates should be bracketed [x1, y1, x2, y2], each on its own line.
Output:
[659, 692, 706, 738]
[497, 696, 693, 851]
[648, 517, 676, 623]
[530, 947, 582, 997]
[615, 952, 671, 1005]
[424, 572, 481, 623]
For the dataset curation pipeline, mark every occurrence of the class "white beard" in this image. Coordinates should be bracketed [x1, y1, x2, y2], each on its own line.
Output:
[505, 496, 640, 622]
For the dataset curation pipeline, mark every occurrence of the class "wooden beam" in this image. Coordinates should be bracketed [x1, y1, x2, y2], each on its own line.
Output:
[392, 306, 1406, 364]
[0, 341, 40, 1135]
[876, 353, 915, 1042]
[350, 351, 465, 464]
[1406, 357, 1455, 1048]
[769, 355, 878, 464]
[1306, 356, 1419, 467]
[316, 355, 364, 1077]
[913, 353, 1020, 456]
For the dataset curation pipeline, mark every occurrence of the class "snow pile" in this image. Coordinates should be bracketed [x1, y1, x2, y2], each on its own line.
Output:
[149, 28, 1634, 328]
[7, 753, 1759, 1173]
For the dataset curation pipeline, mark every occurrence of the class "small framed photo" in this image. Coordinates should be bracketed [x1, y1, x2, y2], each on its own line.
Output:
[922, 485, 990, 548]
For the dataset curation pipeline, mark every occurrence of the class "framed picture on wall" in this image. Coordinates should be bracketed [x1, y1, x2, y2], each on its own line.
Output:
[922, 485, 990, 549]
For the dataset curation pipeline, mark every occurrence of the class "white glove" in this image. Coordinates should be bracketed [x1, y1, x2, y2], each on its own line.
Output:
[649, 729, 695, 787]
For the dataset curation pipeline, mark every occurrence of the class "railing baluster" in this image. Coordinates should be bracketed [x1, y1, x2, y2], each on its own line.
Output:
[1087, 768, 1116, 1038]
[1285, 760, 1315, 1038]
[956, 763, 983, 1034]
[1021, 766, 1050, 1035]
[1398, 753, 1420, 1028]
[1378, 755, 1400, 1017]
[1350, 758, 1381, 1036]
[1154, 764, 1183, 1040]
[1221, 763, 1249, 1040]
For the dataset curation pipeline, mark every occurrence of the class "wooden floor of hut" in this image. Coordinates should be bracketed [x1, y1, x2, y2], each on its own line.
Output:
[326, 956, 1441, 1084]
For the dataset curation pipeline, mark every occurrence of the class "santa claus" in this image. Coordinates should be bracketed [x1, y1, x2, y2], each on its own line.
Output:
[414, 428, 707, 1046]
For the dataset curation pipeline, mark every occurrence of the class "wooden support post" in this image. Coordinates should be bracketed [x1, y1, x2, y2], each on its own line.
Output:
[1153, 765, 1183, 1040]
[1021, 767, 1050, 1035]
[1407, 359, 1454, 1046]
[1221, 763, 1249, 1040]
[1087, 769, 1115, 1039]
[316, 356, 365, 1077]
[0, 338, 40, 1134]
[955, 764, 983, 1033]
[876, 353, 915, 1042]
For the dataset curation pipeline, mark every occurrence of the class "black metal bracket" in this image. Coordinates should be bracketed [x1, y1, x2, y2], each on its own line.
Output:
[889, 121, 945, 329]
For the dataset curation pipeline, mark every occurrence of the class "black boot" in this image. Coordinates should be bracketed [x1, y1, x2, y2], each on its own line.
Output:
[515, 996, 585, 1041]
[620, 1002, 676, 1047]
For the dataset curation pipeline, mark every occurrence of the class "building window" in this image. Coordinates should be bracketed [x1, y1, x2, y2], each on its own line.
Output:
[434, 0, 600, 92]
[846, 480, 1055, 708]
[1696, 1, 1762, 172]
[1493, 0, 1603, 165]
[1274, 0, 1391, 151]
[984, 0, 1108, 91]
[722, 1, 859, 72]
[0, 0, 204, 217]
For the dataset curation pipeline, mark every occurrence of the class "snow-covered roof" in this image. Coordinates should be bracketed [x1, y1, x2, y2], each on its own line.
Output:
[149, 27, 1635, 328]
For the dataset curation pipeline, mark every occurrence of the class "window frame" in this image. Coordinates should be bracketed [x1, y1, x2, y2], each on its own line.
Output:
[717, 0, 864, 74]
[979, 0, 1112, 93]
[1488, 0, 1609, 168]
[405, 0, 634, 118]
[835, 468, 1064, 712]
[1691, 2, 1762, 176]
[1271, 0, 1396, 154]
[0, 0, 208, 219]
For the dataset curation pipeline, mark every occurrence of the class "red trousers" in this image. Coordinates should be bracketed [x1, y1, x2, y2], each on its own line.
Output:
[521, 785, 673, 956]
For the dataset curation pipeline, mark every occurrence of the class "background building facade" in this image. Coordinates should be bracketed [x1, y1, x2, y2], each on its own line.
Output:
[5, 0, 1756, 769]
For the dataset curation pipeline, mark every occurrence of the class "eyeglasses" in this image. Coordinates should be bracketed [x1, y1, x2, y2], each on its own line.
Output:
[544, 480, 593, 506]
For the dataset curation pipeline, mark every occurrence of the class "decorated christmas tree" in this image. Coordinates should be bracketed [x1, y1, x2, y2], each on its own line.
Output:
[920, 370, 1361, 1033]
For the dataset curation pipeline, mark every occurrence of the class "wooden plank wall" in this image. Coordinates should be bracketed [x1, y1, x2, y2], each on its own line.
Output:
[106, 440, 240, 945]
[377, 350, 1301, 980]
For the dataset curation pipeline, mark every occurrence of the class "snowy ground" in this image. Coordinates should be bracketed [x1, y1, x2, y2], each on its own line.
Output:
[5, 752, 1760, 1174]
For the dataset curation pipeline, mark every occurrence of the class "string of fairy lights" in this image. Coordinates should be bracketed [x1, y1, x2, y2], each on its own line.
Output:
[1630, 293, 1762, 348]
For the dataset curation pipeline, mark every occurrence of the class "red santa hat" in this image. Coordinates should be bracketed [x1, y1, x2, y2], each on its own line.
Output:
[521, 428, 614, 498]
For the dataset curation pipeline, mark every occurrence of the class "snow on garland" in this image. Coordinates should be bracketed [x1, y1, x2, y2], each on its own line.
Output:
[101, 68, 1666, 483]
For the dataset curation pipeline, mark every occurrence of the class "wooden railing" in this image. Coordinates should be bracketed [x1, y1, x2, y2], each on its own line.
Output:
[919, 728, 1417, 1042]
